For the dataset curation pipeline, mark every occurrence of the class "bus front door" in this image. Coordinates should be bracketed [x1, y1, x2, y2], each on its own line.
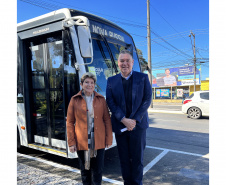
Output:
[26, 32, 66, 149]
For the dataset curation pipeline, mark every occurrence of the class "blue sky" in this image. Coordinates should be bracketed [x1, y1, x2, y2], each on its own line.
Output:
[17, 0, 209, 80]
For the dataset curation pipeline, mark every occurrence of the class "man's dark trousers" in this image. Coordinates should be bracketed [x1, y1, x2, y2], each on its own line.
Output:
[116, 128, 146, 185]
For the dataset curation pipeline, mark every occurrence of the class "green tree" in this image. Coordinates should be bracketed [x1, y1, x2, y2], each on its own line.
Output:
[136, 48, 147, 72]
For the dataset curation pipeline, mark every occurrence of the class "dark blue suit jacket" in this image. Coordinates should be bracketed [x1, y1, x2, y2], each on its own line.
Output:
[106, 71, 152, 135]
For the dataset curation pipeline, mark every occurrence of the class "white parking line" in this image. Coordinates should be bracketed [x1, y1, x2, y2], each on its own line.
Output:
[146, 145, 207, 158]
[17, 153, 123, 185]
[142, 145, 208, 174]
[143, 150, 169, 175]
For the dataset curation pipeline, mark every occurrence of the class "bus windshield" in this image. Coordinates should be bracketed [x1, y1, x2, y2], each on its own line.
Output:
[83, 20, 140, 97]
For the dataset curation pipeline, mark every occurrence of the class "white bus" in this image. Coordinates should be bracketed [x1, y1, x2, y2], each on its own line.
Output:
[17, 8, 142, 158]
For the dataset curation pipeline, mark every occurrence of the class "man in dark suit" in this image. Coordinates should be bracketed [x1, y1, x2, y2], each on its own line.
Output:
[106, 50, 152, 185]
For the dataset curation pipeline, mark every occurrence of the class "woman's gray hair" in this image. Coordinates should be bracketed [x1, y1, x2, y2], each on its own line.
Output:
[81, 72, 97, 84]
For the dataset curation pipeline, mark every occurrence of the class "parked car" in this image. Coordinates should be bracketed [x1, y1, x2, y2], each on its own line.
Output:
[182, 91, 209, 119]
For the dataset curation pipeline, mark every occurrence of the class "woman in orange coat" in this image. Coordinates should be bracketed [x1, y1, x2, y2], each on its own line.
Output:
[66, 72, 113, 185]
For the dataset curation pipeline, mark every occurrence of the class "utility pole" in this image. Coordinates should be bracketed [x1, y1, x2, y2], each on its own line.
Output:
[147, 0, 153, 108]
[189, 31, 197, 92]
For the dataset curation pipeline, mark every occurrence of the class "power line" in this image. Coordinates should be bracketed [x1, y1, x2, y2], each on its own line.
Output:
[152, 60, 194, 69]
[20, 0, 209, 43]
[151, 30, 193, 58]
[21, 0, 210, 42]
[20, 0, 207, 64]
[151, 48, 193, 58]
[21, 0, 148, 27]
[151, 38, 194, 59]
[196, 47, 209, 52]
[152, 60, 195, 68]
[50, 0, 149, 26]
[153, 54, 185, 64]
[137, 30, 207, 46]
[196, 49, 204, 58]
[135, 30, 209, 47]
[20, 0, 148, 39]
[109, 20, 147, 29]
[149, 3, 190, 44]
[20, 0, 55, 10]
[130, 33, 147, 38]
[21, 0, 208, 42]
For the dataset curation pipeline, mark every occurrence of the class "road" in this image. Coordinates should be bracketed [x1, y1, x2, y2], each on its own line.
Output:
[17, 112, 209, 185]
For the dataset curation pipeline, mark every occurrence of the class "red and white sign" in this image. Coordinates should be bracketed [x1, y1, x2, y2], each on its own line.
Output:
[177, 89, 183, 97]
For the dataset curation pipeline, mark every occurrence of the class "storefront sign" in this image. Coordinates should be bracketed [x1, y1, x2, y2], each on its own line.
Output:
[156, 89, 169, 97]
[177, 89, 183, 97]
[156, 89, 161, 97]
[161, 89, 169, 97]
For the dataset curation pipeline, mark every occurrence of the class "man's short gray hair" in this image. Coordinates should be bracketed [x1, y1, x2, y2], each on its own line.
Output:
[81, 72, 97, 84]
[119, 49, 133, 59]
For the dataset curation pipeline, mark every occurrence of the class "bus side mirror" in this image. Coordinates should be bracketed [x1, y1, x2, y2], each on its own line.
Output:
[77, 25, 93, 58]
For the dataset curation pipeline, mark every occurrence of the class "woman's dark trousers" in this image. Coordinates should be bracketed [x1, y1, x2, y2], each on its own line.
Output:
[77, 149, 105, 185]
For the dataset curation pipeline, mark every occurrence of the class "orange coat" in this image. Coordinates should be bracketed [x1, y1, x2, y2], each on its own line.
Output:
[66, 90, 113, 151]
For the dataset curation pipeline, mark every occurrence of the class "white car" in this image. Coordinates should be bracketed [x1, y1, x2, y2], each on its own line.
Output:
[182, 91, 209, 119]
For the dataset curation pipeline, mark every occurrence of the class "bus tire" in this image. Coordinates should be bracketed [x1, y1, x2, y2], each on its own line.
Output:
[17, 127, 22, 152]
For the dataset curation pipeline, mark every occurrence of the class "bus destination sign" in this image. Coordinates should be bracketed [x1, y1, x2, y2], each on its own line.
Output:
[90, 23, 125, 42]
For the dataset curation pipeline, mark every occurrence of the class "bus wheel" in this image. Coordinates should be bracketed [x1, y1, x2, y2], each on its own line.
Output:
[17, 128, 21, 152]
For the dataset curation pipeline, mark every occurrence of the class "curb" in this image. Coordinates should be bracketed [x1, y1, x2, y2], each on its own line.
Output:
[148, 109, 183, 114]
